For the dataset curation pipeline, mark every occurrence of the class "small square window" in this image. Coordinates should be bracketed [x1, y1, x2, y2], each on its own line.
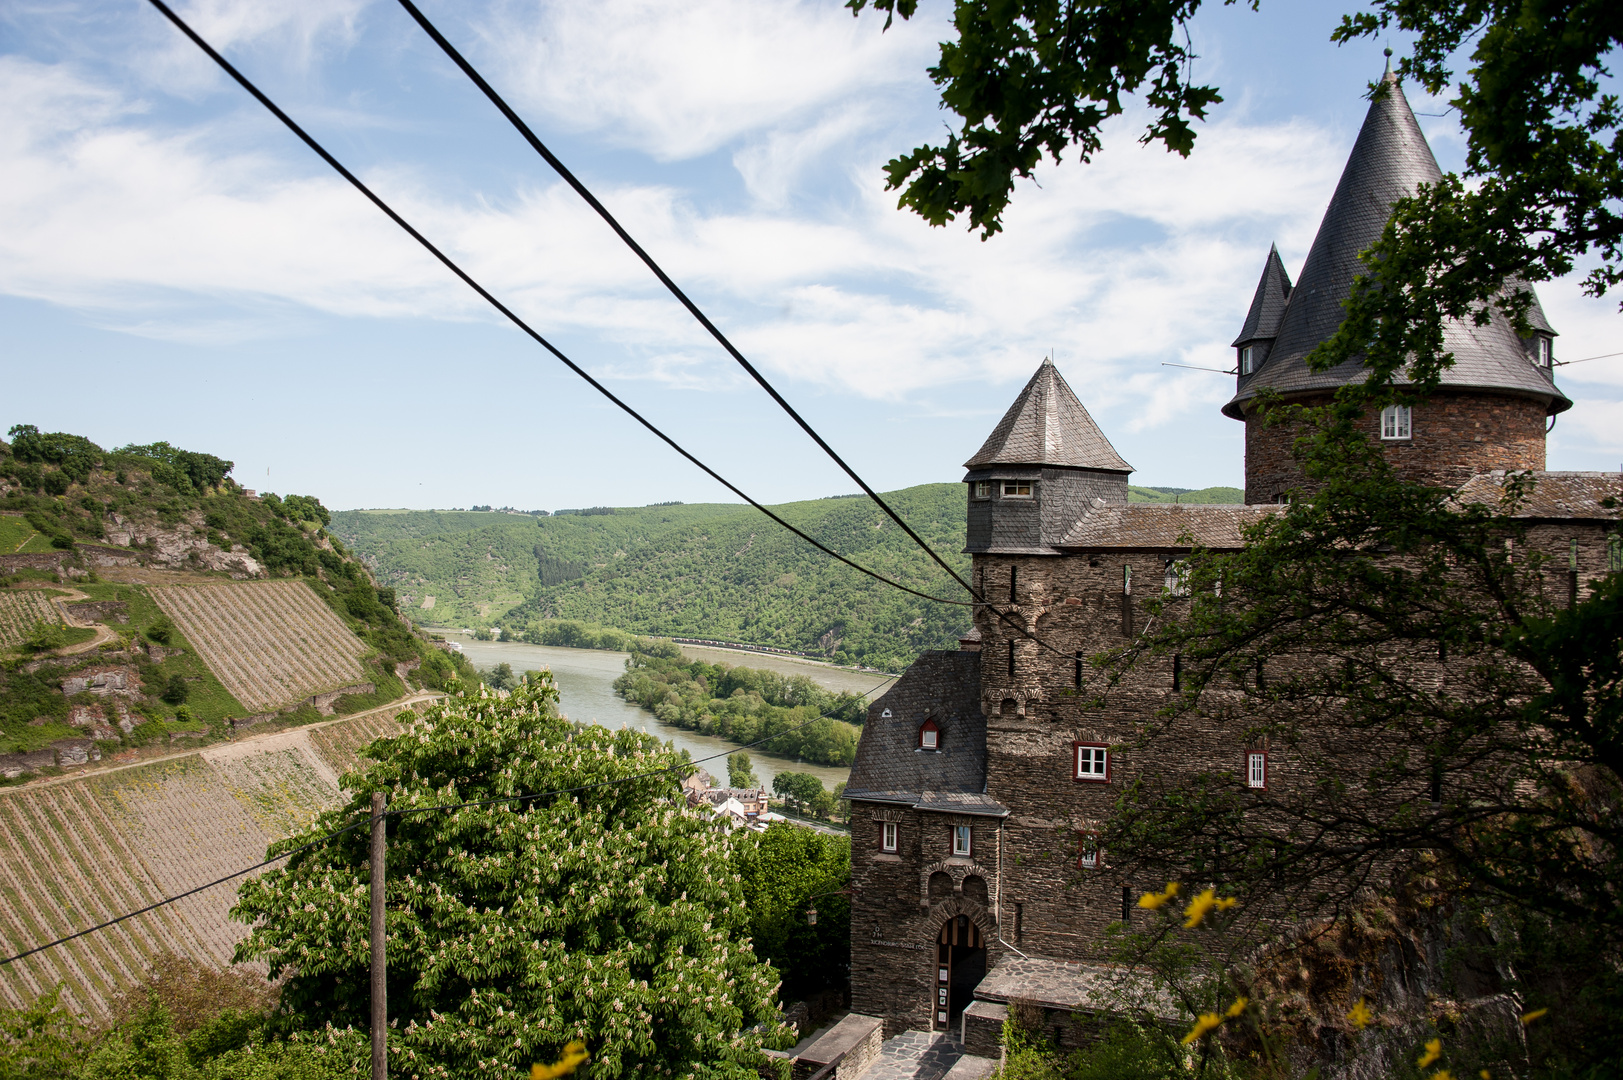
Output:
[1074, 743, 1109, 782]
[953, 825, 972, 857]
[1239, 344, 1254, 375]
[1078, 832, 1100, 869]
[1380, 404, 1412, 440]
[1247, 751, 1268, 790]
[1001, 480, 1033, 498]
[971, 480, 991, 499]
[882, 821, 898, 852]
[919, 718, 941, 750]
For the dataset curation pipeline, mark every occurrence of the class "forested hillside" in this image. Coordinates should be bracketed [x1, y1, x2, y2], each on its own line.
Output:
[336, 482, 1245, 672]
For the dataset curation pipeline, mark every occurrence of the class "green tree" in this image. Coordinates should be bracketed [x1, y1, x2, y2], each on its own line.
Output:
[231, 677, 788, 1079]
[0, 985, 80, 1080]
[21, 620, 68, 654]
[483, 661, 516, 691]
[161, 674, 189, 706]
[727, 751, 757, 788]
[733, 823, 851, 1000]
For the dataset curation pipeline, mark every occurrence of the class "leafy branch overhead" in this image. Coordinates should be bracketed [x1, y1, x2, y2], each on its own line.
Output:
[847, 0, 1239, 237]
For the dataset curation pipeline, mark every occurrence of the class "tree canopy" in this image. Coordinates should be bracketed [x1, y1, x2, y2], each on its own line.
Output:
[232, 677, 789, 1079]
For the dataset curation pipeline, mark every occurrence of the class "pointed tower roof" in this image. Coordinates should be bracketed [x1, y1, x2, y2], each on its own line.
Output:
[1232, 245, 1293, 347]
[1224, 69, 1569, 418]
[965, 359, 1132, 472]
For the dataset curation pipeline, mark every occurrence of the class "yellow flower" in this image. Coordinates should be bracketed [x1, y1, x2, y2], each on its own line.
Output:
[1215, 896, 1238, 911]
[1180, 1013, 1223, 1046]
[1480, 1071, 1492, 1079]
[1346, 998, 1374, 1030]
[1430, 1072, 1455, 1080]
[1184, 888, 1219, 928]
[532, 1041, 588, 1080]
[1225, 997, 1249, 1018]
[1418, 1038, 1443, 1068]
[1520, 1007, 1548, 1026]
[1138, 882, 1180, 909]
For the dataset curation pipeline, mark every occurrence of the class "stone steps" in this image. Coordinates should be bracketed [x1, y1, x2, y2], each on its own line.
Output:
[854, 1030, 995, 1080]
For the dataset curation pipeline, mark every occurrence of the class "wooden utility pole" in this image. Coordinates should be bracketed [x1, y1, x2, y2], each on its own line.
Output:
[370, 791, 387, 1080]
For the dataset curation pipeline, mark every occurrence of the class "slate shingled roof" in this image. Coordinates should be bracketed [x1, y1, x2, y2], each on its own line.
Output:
[1056, 501, 1282, 550]
[1232, 245, 1293, 347]
[1224, 72, 1570, 419]
[965, 359, 1133, 472]
[1453, 471, 1622, 520]
[845, 651, 1005, 816]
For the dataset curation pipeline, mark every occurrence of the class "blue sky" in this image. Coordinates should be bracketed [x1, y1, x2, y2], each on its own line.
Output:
[3, 0, 1619, 512]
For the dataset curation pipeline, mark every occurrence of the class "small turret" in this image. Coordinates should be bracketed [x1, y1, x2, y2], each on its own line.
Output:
[963, 359, 1131, 554]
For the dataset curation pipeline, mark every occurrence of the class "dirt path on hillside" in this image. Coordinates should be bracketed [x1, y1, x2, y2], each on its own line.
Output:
[47, 586, 121, 656]
[0, 691, 442, 796]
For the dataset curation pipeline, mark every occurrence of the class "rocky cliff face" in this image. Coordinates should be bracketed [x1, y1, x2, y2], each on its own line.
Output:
[100, 512, 263, 577]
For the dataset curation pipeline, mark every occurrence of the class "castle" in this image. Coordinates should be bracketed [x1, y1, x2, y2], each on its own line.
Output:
[841, 66, 1618, 1050]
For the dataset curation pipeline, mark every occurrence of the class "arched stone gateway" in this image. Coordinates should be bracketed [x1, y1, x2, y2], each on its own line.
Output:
[930, 903, 995, 1031]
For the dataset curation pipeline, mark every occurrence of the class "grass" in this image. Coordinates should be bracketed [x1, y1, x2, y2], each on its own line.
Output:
[0, 515, 34, 553]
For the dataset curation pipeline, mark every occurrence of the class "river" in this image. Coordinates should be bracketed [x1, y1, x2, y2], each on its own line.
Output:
[437, 635, 895, 791]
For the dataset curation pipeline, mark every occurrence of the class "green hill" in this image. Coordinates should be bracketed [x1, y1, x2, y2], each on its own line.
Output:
[1128, 485, 1245, 503]
[334, 486, 973, 672]
[0, 424, 473, 767]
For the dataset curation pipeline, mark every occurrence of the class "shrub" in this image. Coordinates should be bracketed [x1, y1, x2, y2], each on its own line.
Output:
[162, 673, 189, 705]
[147, 616, 175, 644]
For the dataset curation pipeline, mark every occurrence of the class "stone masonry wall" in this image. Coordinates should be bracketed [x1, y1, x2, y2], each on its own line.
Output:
[1243, 392, 1548, 504]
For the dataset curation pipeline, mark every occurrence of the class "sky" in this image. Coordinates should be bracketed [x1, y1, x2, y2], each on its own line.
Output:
[2, 0, 1619, 513]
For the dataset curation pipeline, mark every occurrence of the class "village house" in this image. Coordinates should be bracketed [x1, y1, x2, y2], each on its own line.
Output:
[842, 66, 1620, 1050]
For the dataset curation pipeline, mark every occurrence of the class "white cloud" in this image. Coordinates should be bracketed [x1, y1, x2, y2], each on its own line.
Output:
[474, 0, 940, 160]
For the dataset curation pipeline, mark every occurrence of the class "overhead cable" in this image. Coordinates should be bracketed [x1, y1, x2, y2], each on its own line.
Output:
[138, 0, 965, 611]
[391, 0, 986, 605]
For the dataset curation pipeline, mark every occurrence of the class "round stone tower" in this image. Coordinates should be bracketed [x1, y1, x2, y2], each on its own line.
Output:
[1223, 65, 1571, 503]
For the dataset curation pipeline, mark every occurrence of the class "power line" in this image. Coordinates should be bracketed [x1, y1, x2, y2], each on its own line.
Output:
[136, 0, 963, 612]
[0, 705, 853, 968]
[390, 0, 983, 605]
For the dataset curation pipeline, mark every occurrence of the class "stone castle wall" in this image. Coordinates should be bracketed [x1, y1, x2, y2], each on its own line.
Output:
[1242, 392, 1548, 504]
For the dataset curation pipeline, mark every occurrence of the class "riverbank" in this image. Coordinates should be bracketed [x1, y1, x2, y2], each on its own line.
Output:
[437, 636, 869, 791]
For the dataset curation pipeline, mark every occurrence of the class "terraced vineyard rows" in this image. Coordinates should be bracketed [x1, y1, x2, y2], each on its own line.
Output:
[151, 582, 369, 712]
[0, 590, 62, 650]
[0, 706, 417, 1015]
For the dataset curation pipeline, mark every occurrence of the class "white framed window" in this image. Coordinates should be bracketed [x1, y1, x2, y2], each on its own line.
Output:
[1074, 743, 1109, 782]
[1239, 344, 1254, 375]
[952, 825, 972, 857]
[1001, 480, 1033, 498]
[1077, 832, 1100, 869]
[882, 821, 898, 852]
[1164, 559, 1190, 597]
[1536, 336, 1552, 368]
[972, 480, 991, 499]
[1380, 404, 1412, 440]
[919, 718, 940, 750]
[1247, 751, 1268, 790]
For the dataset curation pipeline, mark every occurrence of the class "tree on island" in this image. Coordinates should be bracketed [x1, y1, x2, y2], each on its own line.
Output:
[726, 751, 758, 788]
[232, 677, 789, 1079]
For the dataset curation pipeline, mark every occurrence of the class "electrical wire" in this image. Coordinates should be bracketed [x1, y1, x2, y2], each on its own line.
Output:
[0, 701, 866, 968]
[390, 0, 984, 604]
[137, 0, 965, 612]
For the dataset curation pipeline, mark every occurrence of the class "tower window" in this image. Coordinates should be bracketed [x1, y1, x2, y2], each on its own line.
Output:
[882, 821, 898, 852]
[1164, 559, 1189, 597]
[1074, 743, 1109, 782]
[1239, 345, 1255, 375]
[1380, 404, 1412, 440]
[1247, 751, 1268, 790]
[919, 718, 941, 750]
[1077, 832, 1101, 869]
[1074, 650, 1083, 689]
[971, 480, 991, 499]
[953, 825, 972, 857]
[1001, 480, 1033, 498]
[1609, 534, 1621, 573]
[1536, 336, 1552, 368]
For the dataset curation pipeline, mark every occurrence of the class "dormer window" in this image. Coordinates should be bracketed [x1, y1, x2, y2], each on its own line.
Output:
[971, 480, 991, 499]
[1239, 344, 1255, 375]
[1000, 480, 1032, 498]
[1535, 335, 1553, 369]
[919, 718, 941, 750]
[1380, 404, 1412, 440]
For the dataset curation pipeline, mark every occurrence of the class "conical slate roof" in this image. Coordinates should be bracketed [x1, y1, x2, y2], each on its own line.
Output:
[1232, 245, 1293, 347]
[1223, 71, 1570, 419]
[965, 359, 1132, 472]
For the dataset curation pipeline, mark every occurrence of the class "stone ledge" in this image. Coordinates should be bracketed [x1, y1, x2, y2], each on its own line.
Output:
[793, 1013, 884, 1080]
[961, 1001, 1006, 1058]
